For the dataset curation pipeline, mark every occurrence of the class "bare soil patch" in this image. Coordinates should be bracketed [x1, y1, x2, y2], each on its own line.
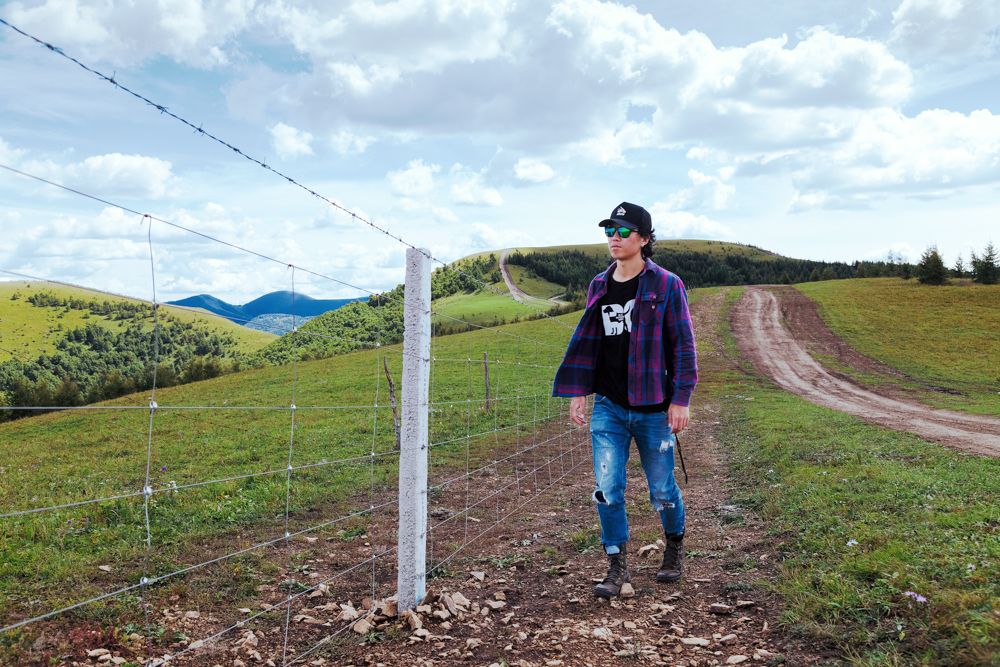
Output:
[731, 286, 1000, 457]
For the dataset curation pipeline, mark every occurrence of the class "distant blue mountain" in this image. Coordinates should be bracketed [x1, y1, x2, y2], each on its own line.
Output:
[167, 290, 367, 325]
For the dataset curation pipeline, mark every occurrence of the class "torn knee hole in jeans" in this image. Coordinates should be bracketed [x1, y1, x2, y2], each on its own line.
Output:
[652, 499, 677, 511]
[593, 489, 608, 504]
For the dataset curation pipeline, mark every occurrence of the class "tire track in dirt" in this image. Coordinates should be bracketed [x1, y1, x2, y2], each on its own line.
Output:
[731, 286, 1000, 457]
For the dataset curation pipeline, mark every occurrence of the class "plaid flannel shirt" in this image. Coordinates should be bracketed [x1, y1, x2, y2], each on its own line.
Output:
[552, 258, 698, 407]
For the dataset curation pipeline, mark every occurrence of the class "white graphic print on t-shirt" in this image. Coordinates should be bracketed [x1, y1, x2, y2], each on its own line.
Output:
[600, 299, 634, 336]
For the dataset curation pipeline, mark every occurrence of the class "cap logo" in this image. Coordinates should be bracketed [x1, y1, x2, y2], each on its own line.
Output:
[616, 206, 626, 216]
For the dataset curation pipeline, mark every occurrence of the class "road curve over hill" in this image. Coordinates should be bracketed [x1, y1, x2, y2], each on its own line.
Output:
[731, 286, 1000, 457]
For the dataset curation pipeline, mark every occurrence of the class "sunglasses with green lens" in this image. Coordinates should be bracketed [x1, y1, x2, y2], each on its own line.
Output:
[604, 226, 634, 238]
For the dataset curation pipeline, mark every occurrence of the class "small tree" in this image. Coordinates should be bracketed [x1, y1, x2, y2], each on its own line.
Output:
[952, 255, 967, 279]
[917, 246, 948, 285]
[971, 242, 999, 284]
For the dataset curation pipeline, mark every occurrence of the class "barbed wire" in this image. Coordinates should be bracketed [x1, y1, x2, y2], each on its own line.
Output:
[0, 18, 575, 332]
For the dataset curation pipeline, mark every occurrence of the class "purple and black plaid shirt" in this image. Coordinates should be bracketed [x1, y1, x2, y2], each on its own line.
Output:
[552, 259, 698, 407]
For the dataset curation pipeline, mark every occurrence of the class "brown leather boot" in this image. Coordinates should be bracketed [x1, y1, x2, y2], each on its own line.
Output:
[656, 535, 684, 583]
[593, 547, 630, 598]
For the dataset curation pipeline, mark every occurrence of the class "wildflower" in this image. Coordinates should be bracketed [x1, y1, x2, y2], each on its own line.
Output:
[903, 591, 927, 603]
[846, 539, 858, 547]
[161, 465, 168, 472]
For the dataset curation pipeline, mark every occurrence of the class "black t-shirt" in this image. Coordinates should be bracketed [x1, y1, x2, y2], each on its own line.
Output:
[593, 273, 666, 413]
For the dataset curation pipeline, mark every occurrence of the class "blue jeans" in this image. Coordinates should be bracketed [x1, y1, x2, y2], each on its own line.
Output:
[590, 394, 684, 554]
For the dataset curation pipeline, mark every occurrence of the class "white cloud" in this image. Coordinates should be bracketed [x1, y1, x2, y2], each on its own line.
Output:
[388, 159, 439, 196]
[5, 0, 254, 67]
[647, 206, 734, 240]
[890, 0, 1000, 61]
[789, 107, 1000, 210]
[22, 152, 175, 199]
[330, 129, 375, 155]
[663, 169, 736, 212]
[270, 122, 314, 160]
[450, 167, 503, 207]
[513, 158, 556, 183]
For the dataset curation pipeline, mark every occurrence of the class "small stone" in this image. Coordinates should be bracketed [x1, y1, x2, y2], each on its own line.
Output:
[619, 583, 635, 598]
[352, 618, 373, 634]
[416, 604, 433, 614]
[709, 603, 733, 615]
[735, 600, 756, 608]
[623, 621, 637, 630]
[470, 571, 486, 581]
[494, 591, 507, 601]
[466, 638, 483, 649]
[98, 565, 113, 573]
[452, 592, 471, 608]
[87, 649, 111, 658]
[753, 649, 777, 660]
[432, 609, 451, 620]
[719, 634, 738, 645]
[680, 637, 711, 647]
[726, 656, 749, 664]
[485, 600, 506, 610]
[637, 543, 660, 557]
[97, 655, 112, 663]
[592, 627, 613, 640]
[184, 610, 201, 619]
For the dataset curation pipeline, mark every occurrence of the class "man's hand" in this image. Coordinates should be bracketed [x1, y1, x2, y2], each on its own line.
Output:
[570, 395, 588, 425]
[667, 403, 690, 433]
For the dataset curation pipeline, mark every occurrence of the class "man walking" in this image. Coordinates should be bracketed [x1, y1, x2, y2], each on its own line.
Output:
[553, 202, 698, 598]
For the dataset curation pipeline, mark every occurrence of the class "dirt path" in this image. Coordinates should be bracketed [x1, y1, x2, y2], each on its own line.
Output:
[499, 250, 568, 307]
[319, 289, 821, 666]
[731, 286, 1000, 457]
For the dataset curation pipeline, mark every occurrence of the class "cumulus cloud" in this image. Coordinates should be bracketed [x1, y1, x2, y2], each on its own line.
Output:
[663, 169, 736, 212]
[5, 0, 254, 67]
[450, 166, 503, 207]
[890, 0, 1000, 61]
[789, 107, 1000, 210]
[22, 152, 175, 199]
[270, 122, 314, 159]
[329, 129, 375, 155]
[648, 205, 734, 240]
[388, 159, 439, 196]
[513, 158, 556, 183]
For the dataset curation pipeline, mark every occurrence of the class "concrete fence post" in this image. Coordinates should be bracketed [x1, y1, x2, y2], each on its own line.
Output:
[397, 247, 431, 611]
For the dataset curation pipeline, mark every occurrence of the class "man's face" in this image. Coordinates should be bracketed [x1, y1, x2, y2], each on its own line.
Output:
[605, 226, 647, 262]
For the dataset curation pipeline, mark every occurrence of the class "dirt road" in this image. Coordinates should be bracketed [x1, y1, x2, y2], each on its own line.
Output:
[499, 250, 568, 306]
[731, 286, 1000, 457]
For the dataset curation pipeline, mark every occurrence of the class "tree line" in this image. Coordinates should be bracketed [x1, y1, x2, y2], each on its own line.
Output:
[917, 242, 998, 285]
[506, 246, 916, 304]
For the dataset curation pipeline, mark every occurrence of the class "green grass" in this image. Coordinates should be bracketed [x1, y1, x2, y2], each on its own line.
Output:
[431, 285, 545, 327]
[504, 264, 565, 300]
[795, 278, 1000, 414]
[712, 287, 999, 666]
[0, 281, 274, 362]
[0, 308, 580, 637]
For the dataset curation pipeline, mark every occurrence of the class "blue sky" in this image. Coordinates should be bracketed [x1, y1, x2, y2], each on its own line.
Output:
[1, 0, 998, 303]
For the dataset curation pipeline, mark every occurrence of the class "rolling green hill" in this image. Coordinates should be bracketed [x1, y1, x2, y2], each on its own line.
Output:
[795, 277, 1000, 414]
[0, 281, 275, 363]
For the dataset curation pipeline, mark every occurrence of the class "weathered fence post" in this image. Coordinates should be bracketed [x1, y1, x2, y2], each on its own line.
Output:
[397, 247, 431, 611]
[483, 352, 492, 411]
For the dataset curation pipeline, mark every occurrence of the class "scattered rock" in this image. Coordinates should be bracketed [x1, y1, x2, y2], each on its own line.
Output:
[87, 649, 111, 658]
[97, 565, 113, 573]
[719, 633, 738, 645]
[592, 627, 613, 640]
[726, 656, 749, 664]
[352, 618, 373, 634]
[485, 600, 506, 610]
[466, 638, 483, 650]
[619, 583, 635, 598]
[680, 637, 711, 647]
[637, 543, 661, 557]
[184, 610, 201, 619]
[470, 571, 486, 581]
[736, 600, 756, 608]
[709, 603, 733, 615]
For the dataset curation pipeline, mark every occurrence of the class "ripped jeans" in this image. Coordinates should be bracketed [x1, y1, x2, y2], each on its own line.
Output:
[590, 394, 684, 554]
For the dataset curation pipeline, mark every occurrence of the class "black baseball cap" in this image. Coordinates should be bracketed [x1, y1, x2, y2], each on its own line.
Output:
[598, 201, 653, 236]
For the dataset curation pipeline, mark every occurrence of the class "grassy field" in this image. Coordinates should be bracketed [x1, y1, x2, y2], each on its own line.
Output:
[795, 278, 1000, 415]
[712, 286, 999, 666]
[0, 281, 275, 362]
[431, 284, 549, 327]
[504, 264, 565, 300]
[0, 310, 577, 648]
